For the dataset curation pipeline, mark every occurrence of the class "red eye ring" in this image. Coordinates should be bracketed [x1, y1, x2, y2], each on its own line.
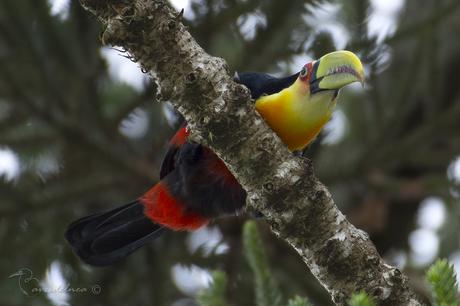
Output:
[299, 62, 313, 80]
[300, 67, 308, 78]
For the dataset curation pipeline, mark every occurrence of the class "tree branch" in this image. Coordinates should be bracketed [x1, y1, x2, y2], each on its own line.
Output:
[79, 0, 425, 304]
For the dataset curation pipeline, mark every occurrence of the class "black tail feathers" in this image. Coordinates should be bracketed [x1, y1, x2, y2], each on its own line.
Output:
[65, 201, 165, 266]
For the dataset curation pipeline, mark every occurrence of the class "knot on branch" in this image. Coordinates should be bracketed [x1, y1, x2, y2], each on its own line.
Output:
[384, 267, 404, 286]
[167, 19, 177, 31]
[263, 182, 274, 191]
[372, 286, 391, 300]
[232, 83, 252, 103]
[186, 72, 197, 83]
[312, 189, 327, 203]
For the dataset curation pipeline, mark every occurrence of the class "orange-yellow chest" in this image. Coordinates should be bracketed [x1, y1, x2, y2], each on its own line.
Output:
[255, 82, 337, 151]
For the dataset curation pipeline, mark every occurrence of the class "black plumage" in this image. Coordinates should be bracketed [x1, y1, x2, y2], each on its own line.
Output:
[65, 201, 165, 266]
[165, 143, 246, 218]
[235, 71, 299, 99]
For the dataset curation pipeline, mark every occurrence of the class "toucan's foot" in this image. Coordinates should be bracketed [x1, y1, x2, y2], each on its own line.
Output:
[292, 150, 304, 157]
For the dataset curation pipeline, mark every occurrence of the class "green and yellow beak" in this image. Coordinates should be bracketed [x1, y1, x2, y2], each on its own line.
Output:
[310, 50, 364, 94]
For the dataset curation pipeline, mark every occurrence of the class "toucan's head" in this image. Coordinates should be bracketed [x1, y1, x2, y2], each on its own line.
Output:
[298, 50, 364, 96]
[253, 50, 364, 151]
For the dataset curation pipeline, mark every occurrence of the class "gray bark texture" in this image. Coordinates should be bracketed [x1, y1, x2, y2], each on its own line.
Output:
[79, 0, 426, 304]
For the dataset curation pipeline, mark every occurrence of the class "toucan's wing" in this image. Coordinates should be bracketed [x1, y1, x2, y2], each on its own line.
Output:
[162, 142, 246, 218]
[160, 124, 189, 179]
[235, 71, 299, 99]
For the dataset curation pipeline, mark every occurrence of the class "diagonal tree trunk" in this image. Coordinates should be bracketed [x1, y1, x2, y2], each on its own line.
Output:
[79, 0, 425, 304]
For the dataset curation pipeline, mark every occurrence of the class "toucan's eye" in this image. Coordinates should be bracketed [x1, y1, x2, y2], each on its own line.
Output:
[300, 66, 308, 78]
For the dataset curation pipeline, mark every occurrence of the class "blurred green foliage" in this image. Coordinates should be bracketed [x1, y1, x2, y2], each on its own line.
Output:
[287, 296, 313, 306]
[1, 0, 460, 305]
[199, 221, 311, 306]
[197, 271, 229, 306]
[347, 291, 376, 306]
[427, 259, 460, 306]
[243, 221, 283, 306]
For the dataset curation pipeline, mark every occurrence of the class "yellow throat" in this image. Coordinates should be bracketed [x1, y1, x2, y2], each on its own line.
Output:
[255, 79, 337, 151]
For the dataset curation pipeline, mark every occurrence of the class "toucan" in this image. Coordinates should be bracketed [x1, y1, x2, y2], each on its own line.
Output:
[65, 50, 364, 266]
